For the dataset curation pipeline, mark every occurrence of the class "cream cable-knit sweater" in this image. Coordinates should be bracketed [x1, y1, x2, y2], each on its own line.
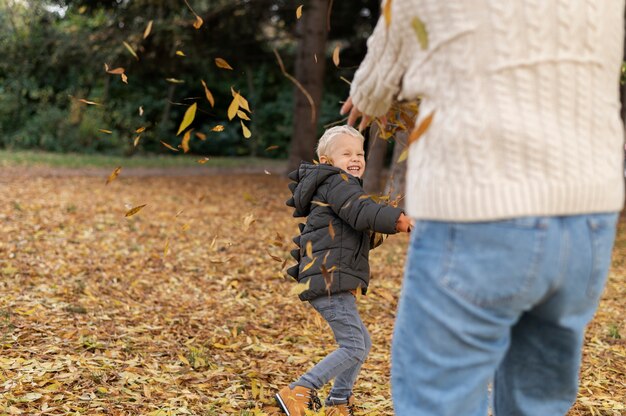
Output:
[350, 0, 625, 221]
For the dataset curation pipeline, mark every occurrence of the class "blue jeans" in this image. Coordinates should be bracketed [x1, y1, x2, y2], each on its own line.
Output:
[392, 214, 618, 416]
[293, 292, 371, 405]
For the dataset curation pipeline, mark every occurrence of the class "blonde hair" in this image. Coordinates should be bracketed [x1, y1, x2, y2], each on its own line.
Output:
[316, 125, 365, 159]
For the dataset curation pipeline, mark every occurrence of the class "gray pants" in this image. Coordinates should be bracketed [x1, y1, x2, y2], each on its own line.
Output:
[292, 292, 372, 405]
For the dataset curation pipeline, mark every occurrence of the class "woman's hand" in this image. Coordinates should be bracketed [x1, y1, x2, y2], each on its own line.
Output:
[340, 97, 371, 132]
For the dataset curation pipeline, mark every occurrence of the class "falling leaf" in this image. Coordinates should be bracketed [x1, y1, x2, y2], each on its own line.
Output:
[215, 58, 233, 70]
[182, 129, 192, 153]
[125, 204, 146, 217]
[193, 15, 204, 29]
[99, 129, 112, 134]
[121, 73, 128, 84]
[264, 170, 271, 175]
[197, 157, 210, 164]
[177, 103, 197, 135]
[311, 200, 331, 207]
[78, 99, 101, 106]
[265, 145, 279, 152]
[106, 166, 122, 185]
[160, 141, 179, 152]
[211, 125, 224, 132]
[306, 241, 313, 258]
[105, 66, 125, 75]
[166, 78, 185, 84]
[135, 127, 146, 133]
[139, 106, 144, 116]
[176, 50, 186, 57]
[332, 44, 340, 67]
[237, 110, 250, 121]
[397, 148, 408, 163]
[296, 5, 303, 19]
[328, 221, 335, 240]
[143, 20, 153, 39]
[195, 132, 207, 140]
[384, 0, 392, 27]
[408, 111, 435, 145]
[323, 250, 331, 265]
[227, 97, 239, 120]
[302, 258, 317, 273]
[133, 135, 141, 147]
[340, 173, 349, 182]
[242, 214, 255, 231]
[411, 16, 429, 49]
[163, 239, 170, 257]
[240, 121, 251, 139]
[290, 278, 311, 295]
[123, 41, 139, 60]
[314, 54, 318, 63]
[201, 80, 215, 107]
[267, 251, 283, 262]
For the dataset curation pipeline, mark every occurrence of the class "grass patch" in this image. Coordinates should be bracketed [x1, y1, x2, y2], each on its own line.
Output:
[0, 149, 286, 169]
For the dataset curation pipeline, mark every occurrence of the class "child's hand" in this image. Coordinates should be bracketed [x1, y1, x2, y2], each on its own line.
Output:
[396, 213, 413, 233]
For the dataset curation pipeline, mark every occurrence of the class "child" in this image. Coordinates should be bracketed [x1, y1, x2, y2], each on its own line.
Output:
[277, 125, 412, 416]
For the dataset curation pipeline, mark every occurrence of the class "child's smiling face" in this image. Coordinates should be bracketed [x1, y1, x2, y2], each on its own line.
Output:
[320, 133, 366, 178]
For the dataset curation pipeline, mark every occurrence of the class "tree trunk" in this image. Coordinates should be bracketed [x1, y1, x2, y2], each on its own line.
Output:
[362, 124, 387, 194]
[286, 0, 330, 173]
[385, 131, 408, 209]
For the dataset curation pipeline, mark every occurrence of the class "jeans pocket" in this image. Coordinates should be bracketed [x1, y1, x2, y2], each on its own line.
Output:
[311, 296, 336, 321]
[437, 219, 547, 307]
[585, 214, 618, 299]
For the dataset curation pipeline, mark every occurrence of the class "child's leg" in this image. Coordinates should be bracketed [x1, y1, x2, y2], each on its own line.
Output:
[292, 292, 369, 397]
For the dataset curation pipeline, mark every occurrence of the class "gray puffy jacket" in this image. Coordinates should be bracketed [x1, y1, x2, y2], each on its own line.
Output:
[286, 162, 403, 301]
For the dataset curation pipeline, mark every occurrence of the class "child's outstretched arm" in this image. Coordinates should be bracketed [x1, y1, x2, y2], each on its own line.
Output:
[324, 174, 408, 234]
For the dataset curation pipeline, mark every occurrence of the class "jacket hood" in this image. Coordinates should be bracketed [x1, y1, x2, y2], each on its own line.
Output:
[286, 162, 353, 217]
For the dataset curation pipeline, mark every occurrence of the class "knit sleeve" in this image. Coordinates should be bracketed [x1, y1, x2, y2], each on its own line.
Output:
[350, 0, 413, 117]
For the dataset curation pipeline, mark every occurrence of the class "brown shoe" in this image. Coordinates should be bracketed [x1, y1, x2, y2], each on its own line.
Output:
[325, 395, 355, 416]
[275, 385, 322, 416]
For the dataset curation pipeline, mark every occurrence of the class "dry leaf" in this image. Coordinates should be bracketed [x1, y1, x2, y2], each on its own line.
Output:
[125, 204, 146, 217]
[177, 103, 197, 135]
[237, 110, 250, 121]
[408, 111, 435, 145]
[197, 157, 210, 164]
[78, 98, 101, 106]
[265, 145, 279, 152]
[383, 0, 392, 27]
[99, 129, 112, 134]
[106, 166, 122, 185]
[397, 148, 408, 163]
[227, 97, 239, 120]
[193, 15, 203, 29]
[106, 66, 125, 75]
[301, 258, 317, 273]
[139, 106, 144, 116]
[133, 135, 141, 147]
[123, 41, 139, 60]
[296, 5, 303, 19]
[240, 121, 251, 139]
[176, 50, 186, 57]
[340, 173, 349, 182]
[135, 127, 146, 133]
[290, 278, 311, 295]
[161, 141, 179, 152]
[201, 80, 215, 107]
[166, 78, 185, 84]
[411, 16, 429, 50]
[195, 132, 207, 140]
[332, 44, 340, 67]
[311, 201, 331, 207]
[305, 241, 313, 259]
[211, 125, 224, 132]
[242, 214, 255, 231]
[328, 221, 335, 240]
[181, 129, 192, 153]
[121, 73, 128, 84]
[215, 58, 233, 70]
[143, 20, 153, 39]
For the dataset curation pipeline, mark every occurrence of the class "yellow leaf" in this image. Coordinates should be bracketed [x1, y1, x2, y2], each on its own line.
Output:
[237, 110, 250, 120]
[383, 0, 392, 27]
[311, 200, 331, 207]
[232, 88, 251, 112]
[296, 4, 303, 19]
[193, 15, 203, 29]
[306, 240, 313, 258]
[99, 129, 112, 134]
[242, 213, 255, 231]
[160, 140, 179, 152]
[290, 278, 311, 296]
[182, 129, 192, 153]
[176, 50, 186, 57]
[227, 97, 239, 120]
[178, 354, 190, 366]
[135, 126, 146, 133]
[411, 16, 429, 49]
[301, 258, 317, 273]
[201, 80, 215, 107]
[215, 57, 233, 70]
[166, 78, 185, 84]
[125, 204, 146, 217]
[195, 132, 207, 140]
[163, 239, 170, 257]
[133, 135, 141, 147]
[106, 66, 125, 75]
[265, 145, 279, 151]
[267, 251, 283, 262]
[197, 157, 210, 164]
[240, 121, 251, 139]
[106, 166, 121, 185]
[143, 20, 153, 39]
[340, 173, 349, 182]
[397, 148, 408, 163]
[78, 98, 101, 106]
[139, 106, 144, 116]
[408, 111, 435, 145]
[332, 44, 340, 67]
[177, 102, 197, 135]
[123, 41, 139, 60]
[329, 221, 335, 240]
[211, 125, 224, 132]
[121, 73, 128, 84]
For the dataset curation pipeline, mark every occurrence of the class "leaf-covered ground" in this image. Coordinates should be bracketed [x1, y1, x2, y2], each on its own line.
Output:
[0, 169, 624, 415]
